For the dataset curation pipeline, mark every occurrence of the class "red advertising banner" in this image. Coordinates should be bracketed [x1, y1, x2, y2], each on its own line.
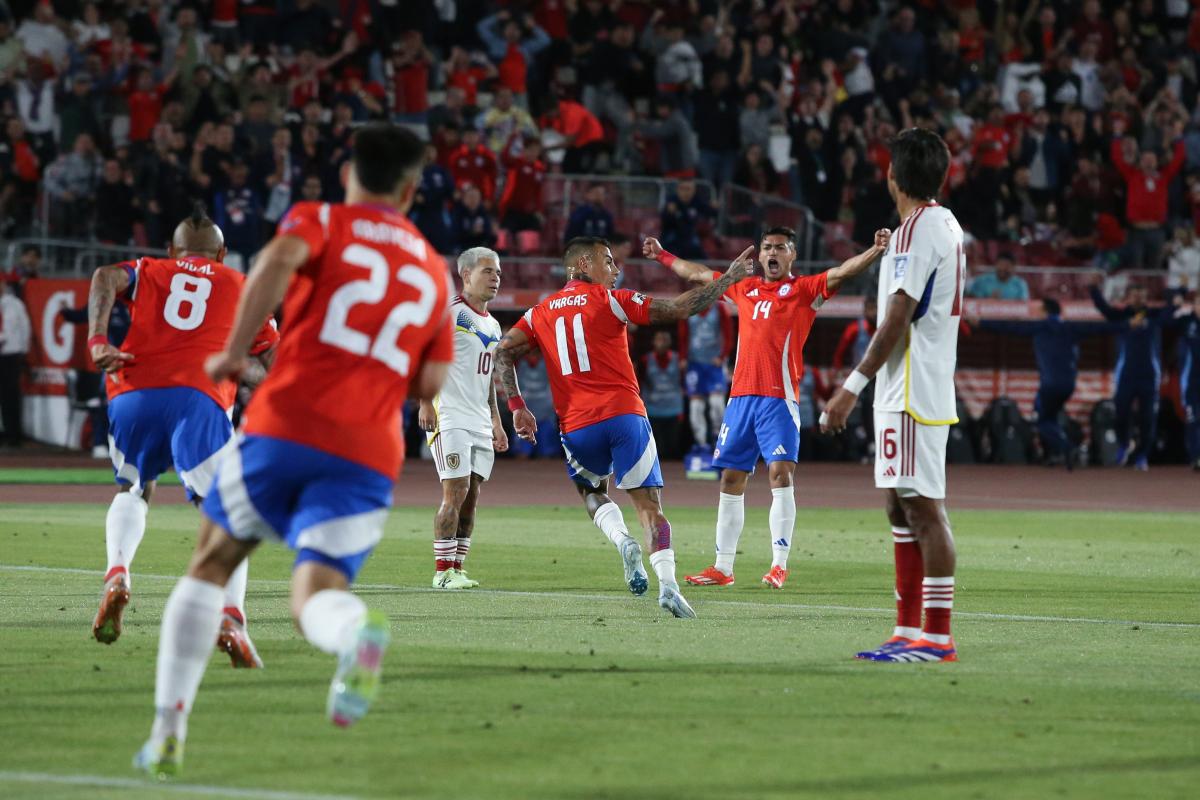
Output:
[23, 278, 94, 373]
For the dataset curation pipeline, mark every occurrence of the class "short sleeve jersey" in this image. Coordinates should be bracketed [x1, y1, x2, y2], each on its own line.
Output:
[512, 280, 651, 432]
[718, 271, 834, 401]
[433, 295, 503, 435]
[243, 202, 455, 477]
[109, 256, 279, 409]
[875, 202, 965, 425]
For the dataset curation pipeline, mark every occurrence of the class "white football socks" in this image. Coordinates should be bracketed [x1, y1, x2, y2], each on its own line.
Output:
[649, 548, 678, 588]
[592, 501, 634, 549]
[713, 492, 744, 574]
[299, 589, 366, 655]
[105, 491, 148, 581]
[769, 487, 796, 569]
[223, 558, 249, 618]
[689, 397, 709, 445]
[151, 577, 224, 746]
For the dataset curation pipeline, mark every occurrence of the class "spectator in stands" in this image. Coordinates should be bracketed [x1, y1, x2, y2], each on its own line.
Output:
[1167, 226, 1200, 291]
[563, 184, 614, 242]
[448, 128, 498, 200]
[443, 47, 495, 108]
[44, 133, 102, 237]
[94, 159, 137, 245]
[642, 16, 702, 94]
[59, 72, 105, 155]
[734, 142, 779, 195]
[15, 59, 56, 165]
[833, 295, 878, 373]
[428, 88, 477, 155]
[969, 253, 1030, 300]
[795, 127, 837, 221]
[873, 6, 926, 103]
[739, 89, 782, 155]
[541, 97, 605, 173]
[411, 143, 456, 255]
[498, 138, 546, 237]
[1089, 276, 1175, 470]
[694, 70, 741, 189]
[213, 159, 263, 271]
[641, 330, 685, 460]
[137, 124, 192, 247]
[478, 87, 537, 156]
[16, 1, 68, 72]
[634, 95, 699, 178]
[11, 246, 42, 289]
[1, 117, 41, 235]
[580, 21, 645, 171]
[389, 31, 433, 123]
[452, 185, 496, 253]
[660, 180, 714, 261]
[510, 350, 559, 460]
[476, 9, 551, 105]
[1017, 108, 1071, 209]
[1110, 118, 1187, 270]
[0, 277, 30, 448]
[279, 0, 332, 54]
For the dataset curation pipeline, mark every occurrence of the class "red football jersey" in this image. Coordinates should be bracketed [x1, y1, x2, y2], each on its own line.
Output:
[513, 280, 652, 433]
[109, 256, 279, 409]
[716, 271, 834, 401]
[243, 202, 454, 477]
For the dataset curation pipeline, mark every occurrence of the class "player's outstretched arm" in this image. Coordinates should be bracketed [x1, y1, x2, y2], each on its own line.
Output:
[824, 228, 890, 293]
[495, 327, 538, 443]
[207, 235, 309, 382]
[647, 246, 754, 324]
[87, 264, 134, 372]
[820, 289, 918, 434]
[643, 237, 715, 285]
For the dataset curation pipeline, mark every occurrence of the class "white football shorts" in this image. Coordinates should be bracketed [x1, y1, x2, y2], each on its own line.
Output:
[873, 410, 949, 500]
[430, 428, 495, 481]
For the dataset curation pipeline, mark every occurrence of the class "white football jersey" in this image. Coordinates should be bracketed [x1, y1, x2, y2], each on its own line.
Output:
[433, 296, 503, 435]
[875, 203, 965, 425]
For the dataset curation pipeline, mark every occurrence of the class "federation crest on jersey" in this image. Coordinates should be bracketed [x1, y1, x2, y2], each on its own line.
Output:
[446, 453, 461, 470]
[779, 284, 791, 297]
[893, 254, 909, 279]
[631, 292, 646, 305]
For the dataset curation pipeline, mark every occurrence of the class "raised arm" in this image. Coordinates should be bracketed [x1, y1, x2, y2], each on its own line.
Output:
[1087, 281, 1128, 322]
[820, 289, 919, 433]
[495, 325, 538, 443]
[643, 236, 714, 284]
[87, 264, 134, 372]
[824, 228, 891, 293]
[646, 247, 753, 323]
[206, 235, 309, 382]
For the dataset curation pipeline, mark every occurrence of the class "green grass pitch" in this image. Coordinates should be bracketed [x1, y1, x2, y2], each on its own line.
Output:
[0, 501, 1197, 799]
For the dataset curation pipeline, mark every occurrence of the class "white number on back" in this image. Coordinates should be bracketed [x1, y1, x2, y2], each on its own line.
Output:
[319, 244, 437, 376]
[553, 313, 591, 376]
[163, 274, 212, 331]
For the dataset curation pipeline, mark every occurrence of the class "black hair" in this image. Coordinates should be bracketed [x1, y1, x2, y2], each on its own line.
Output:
[351, 124, 425, 195]
[1042, 298, 1062, 316]
[189, 201, 210, 228]
[21, 244, 40, 257]
[761, 226, 796, 247]
[889, 127, 950, 201]
[996, 251, 1016, 263]
[563, 236, 610, 269]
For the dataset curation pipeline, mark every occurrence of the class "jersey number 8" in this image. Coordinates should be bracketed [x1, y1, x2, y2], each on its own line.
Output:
[319, 243, 437, 377]
[163, 274, 212, 331]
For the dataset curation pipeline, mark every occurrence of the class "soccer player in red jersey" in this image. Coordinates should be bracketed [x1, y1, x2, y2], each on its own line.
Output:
[87, 206, 279, 667]
[646, 226, 889, 589]
[134, 125, 455, 777]
[495, 237, 751, 618]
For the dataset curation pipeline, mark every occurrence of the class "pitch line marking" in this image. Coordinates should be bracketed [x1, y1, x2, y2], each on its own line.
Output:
[4, 564, 1196, 629]
[0, 770, 361, 800]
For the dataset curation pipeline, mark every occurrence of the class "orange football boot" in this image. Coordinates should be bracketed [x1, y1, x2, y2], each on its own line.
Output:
[93, 570, 130, 644]
[216, 613, 264, 668]
[761, 565, 789, 589]
[684, 566, 735, 586]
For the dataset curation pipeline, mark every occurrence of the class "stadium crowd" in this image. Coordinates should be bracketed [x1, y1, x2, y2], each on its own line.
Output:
[0, 0, 1199, 283]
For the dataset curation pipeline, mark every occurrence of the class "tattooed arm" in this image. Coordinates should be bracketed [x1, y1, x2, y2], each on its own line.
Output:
[495, 326, 538, 443]
[87, 264, 134, 372]
[646, 246, 754, 324]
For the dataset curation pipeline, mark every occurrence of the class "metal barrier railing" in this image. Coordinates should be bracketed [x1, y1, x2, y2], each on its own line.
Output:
[5, 238, 167, 277]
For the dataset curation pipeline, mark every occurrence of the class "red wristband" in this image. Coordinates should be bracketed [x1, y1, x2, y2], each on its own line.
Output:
[87, 335, 109, 350]
[507, 396, 527, 412]
[656, 250, 677, 268]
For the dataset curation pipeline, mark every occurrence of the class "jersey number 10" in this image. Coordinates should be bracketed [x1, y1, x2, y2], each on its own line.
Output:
[319, 243, 437, 376]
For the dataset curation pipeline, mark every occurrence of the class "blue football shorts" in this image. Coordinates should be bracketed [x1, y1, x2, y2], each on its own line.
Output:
[560, 414, 663, 490]
[201, 434, 394, 581]
[107, 386, 233, 500]
[712, 395, 801, 472]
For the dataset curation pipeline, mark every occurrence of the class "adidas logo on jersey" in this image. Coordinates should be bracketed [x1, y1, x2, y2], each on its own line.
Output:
[772, 445, 787, 456]
[746, 289, 760, 297]
[883, 465, 897, 477]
